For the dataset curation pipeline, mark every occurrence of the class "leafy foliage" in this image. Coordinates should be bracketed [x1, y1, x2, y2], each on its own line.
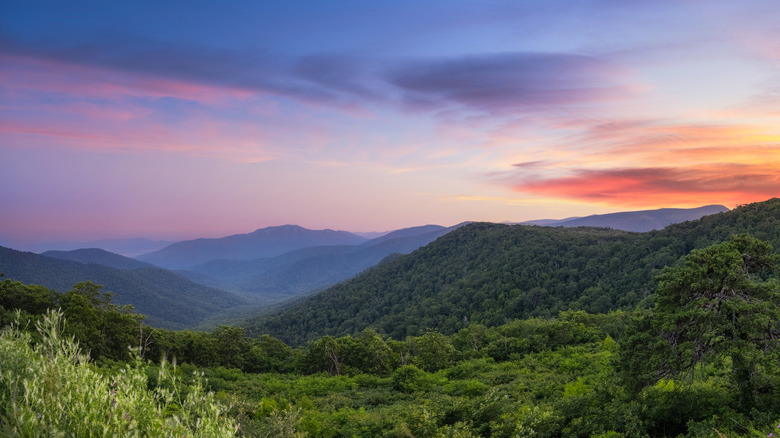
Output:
[647, 234, 779, 409]
[0, 310, 237, 437]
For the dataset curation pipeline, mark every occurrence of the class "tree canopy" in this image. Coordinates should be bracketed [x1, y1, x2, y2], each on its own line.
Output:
[652, 234, 780, 409]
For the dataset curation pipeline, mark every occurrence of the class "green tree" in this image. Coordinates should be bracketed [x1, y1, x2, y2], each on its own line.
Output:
[356, 328, 394, 375]
[303, 335, 345, 375]
[0, 280, 58, 315]
[413, 330, 456, 372]
[652, 234, 780, 409]
[59, 282, 141, 361]
[213, 325, 250, 369]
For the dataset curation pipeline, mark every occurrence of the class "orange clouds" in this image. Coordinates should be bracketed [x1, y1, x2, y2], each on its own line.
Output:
[513, 164, 779, 208]
[500, 118, 780, 208]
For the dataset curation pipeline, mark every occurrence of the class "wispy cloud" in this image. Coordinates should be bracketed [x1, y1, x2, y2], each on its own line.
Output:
[1, 34, 638, 117]
[389, 52, 633, 115]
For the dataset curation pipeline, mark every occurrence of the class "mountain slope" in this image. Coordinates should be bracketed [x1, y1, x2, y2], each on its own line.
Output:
[178, 224, 461, 301]
[0, 247, 250, 329]
[42, 248, 157, 270]
[521, 204, 728, 232]
[245, 199, 777, 344]
[137, 225, 367, 269]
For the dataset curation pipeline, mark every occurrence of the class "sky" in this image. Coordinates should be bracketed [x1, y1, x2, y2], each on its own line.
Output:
[2, 0, 779, 245]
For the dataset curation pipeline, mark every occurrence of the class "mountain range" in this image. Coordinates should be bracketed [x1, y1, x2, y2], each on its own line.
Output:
[136, 225, 368, 269]
[1, 203, 734, 330]
[175, 224, 464, 301]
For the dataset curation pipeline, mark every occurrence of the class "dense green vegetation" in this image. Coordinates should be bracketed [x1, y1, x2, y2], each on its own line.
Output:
[246, 199, 780, 344]
[2, 198, 780, 436]
[2, 236, 780, 435]
[0, 310, 237, 436]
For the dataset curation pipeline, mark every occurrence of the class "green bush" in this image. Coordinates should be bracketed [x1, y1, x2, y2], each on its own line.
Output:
[0, 310, 237, 437]
[391, 365, 439, 393]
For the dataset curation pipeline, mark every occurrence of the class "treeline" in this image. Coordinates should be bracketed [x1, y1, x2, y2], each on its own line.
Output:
[0, 277, 625, 376]
[0, 279, 284, 370]
[246, 198, 780, 344]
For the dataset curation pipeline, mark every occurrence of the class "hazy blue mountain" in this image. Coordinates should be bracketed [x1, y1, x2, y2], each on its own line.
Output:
[137, 225, 368, 269]
[0, 246, 250, 329]
[10, 238, 175, 257]
[359, 224, 449, 246]
[521, 205, 728, 232]
[178, 224, 463, 301]
[352, 230, 390, 239]
[42, 248, 156, 270]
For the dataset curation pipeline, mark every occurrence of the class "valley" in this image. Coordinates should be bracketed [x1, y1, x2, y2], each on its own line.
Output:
[1, 199, 779, 436]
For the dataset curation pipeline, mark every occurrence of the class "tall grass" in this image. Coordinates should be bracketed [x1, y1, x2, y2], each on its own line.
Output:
[0, 310, 237, 437]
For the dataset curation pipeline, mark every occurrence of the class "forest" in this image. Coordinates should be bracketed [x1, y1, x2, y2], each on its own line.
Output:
[1, 199, 780, 436]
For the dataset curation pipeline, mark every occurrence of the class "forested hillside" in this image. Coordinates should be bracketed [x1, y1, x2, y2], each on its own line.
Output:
[0, 247, 249, 329]
[247, 198, 780, 344]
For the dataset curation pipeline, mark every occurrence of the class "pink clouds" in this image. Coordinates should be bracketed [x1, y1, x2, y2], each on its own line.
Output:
[0, 54, 256, 104]
[3, 0, 780, 246]
[0, 54, 288, 161]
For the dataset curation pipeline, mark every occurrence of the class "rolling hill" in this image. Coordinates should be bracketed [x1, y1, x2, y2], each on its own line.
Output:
[245, 198, 778, 344]
[0, 247, 250, 329]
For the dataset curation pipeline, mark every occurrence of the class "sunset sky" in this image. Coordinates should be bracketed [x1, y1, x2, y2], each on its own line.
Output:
[2, 0, 779, 245]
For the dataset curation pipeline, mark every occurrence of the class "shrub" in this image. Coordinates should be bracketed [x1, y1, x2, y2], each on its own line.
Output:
[0, 310, 237, 437]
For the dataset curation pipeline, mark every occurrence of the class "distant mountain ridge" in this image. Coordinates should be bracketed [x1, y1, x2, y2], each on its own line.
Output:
[5, 238, 175, 258]
[137, 225, 368, 269]
[0, 246, 250, 329]
[177, 224, 463, 301]
[521, 205, 729, 232]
